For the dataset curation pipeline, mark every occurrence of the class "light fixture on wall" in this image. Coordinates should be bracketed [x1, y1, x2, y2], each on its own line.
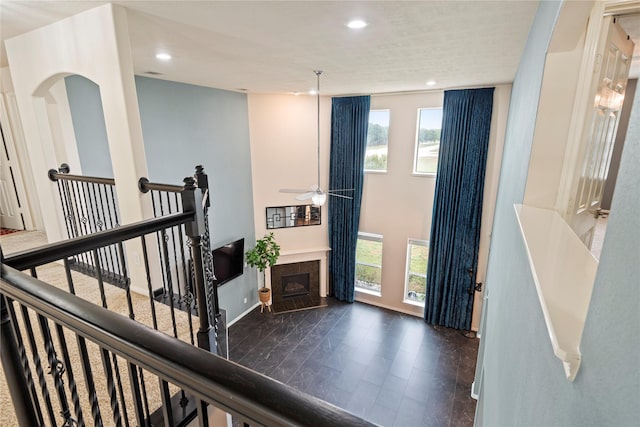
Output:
[279, 71, 353, 206]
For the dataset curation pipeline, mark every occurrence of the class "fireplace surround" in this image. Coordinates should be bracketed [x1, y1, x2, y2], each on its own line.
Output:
[270, 260, 320, 312]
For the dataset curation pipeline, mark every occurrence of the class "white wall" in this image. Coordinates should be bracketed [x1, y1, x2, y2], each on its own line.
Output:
[0, 67, 43, 230]
[248, 88, 509, 328]
[357, 88, 509, 327]
[248, 93, 331, 249]
[5, 4, 153, 292]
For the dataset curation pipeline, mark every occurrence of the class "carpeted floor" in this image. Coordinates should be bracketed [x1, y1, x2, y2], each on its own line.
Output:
[0, 228, 22, 236]
[1, 231, 200, 426]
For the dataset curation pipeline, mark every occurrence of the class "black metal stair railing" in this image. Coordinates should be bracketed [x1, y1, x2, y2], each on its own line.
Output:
[1, 262, 376, 427]
[48, 163, 126, 288]
[0, 173, 376, 427]
[138, 165, 221, 340]
[3, 175, 217, 426]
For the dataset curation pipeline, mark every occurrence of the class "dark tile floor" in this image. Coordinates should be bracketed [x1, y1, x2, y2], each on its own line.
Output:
[228, 299, 479, 427]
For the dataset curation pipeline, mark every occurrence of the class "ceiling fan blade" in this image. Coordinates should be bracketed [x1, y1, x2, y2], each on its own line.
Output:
[328, 193, 353, 200]
[279, 188, 311, 194]
[296, 192, 315, 201]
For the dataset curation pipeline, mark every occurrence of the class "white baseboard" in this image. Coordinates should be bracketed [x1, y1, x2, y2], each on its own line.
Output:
[354, 298, 423, 318]
[227, 302, 260, 327]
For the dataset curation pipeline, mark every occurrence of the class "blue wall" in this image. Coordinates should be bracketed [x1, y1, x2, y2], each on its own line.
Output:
[479, 1, 640, 425]
[65, 76, 113, 177]
[65, 75, 257, 322]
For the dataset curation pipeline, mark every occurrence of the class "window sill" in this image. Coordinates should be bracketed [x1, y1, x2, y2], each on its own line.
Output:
[364, 170, 388, 175]
[403, 298, 425, 307]
[355, 288, 381, 297]
[412, 172, 437, 178]
[514, 204, 598, 381]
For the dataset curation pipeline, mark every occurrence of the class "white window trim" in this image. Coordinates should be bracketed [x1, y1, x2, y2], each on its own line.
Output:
[355, 231, 383, 296]
[403, 238, 429, 305]
[413, 107, 442, 176]
[365, 109, 390, 173]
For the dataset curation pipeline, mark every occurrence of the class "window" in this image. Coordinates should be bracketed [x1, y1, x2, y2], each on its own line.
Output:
[414, 108, 443, 175]
[404, 239, 429, 304]
[365, 110, 390, 172]
[355, 232, 383, 294]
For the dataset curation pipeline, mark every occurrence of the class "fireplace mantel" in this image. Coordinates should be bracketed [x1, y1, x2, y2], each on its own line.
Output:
[265, 246, 331, 296]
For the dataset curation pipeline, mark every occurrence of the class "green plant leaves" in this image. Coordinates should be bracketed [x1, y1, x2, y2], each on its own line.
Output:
[245, 232, 280, 272]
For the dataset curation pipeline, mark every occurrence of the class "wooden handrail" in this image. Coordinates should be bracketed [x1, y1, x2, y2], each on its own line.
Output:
[0, 265, 375, 427]
[3, 212, 194, 271]
[138, 177, 184, 194]
[48, 169, 116, 186]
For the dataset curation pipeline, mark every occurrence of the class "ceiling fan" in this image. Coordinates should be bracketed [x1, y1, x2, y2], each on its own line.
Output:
[279, 70, 353, 206]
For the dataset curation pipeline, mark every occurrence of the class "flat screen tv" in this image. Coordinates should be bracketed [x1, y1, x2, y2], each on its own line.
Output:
[212, 238, 244, 287]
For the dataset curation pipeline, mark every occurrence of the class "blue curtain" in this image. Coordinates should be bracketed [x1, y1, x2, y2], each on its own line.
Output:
[425, 88, 494, 330]
[328, 96, 371, 302]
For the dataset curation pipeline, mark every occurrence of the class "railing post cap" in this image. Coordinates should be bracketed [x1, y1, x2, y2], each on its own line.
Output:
[58, 163, 70, 174]
[48, 169, 59, 182]
[195, 165, 204, 174]
[183, 176, 197, 189]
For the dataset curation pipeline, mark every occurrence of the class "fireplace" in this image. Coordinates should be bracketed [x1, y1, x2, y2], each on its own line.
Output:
[281, 273, 310, 298]
[271, 260, 320, 311]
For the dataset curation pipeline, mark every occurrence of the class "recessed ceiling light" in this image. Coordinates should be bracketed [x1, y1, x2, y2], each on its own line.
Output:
[347, 19, 368, 29]
[155, 52, 172, 61]
[309, 89, 318, 95]
[426, 80, 437, 86]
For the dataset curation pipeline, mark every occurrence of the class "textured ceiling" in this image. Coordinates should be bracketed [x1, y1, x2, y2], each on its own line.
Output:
[3, 1, 637, 95]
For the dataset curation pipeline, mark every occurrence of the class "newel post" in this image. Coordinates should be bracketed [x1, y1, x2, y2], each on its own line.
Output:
[194, 165, 220, 322]
[181, 177, 217, 354]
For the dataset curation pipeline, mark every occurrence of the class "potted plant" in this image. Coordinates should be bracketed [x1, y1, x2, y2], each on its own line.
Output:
[245, 232, 280, 311]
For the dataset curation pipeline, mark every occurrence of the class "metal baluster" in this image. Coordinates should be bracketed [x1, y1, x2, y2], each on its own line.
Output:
[117, 242, 135, 320]
[110, 354, 130, 427]
[197, 399, 209, 427]
[19, 305, 57, 426]
[158, 192, 174, 302]
[159, 380, 174, 427]
[54, 323, 85, 426]
[71, 181, 91, 271]
[127, 362, 145, 427]
[76, 335, 103, 426]
[108, 185, 124, 279]
[55, 180, 74, 242]
[92, 249, 129, 426]
[140, 236, 159, 330]
[63, 258, 76, 295]
[85, 182, 108, 281]
[138, 368, 152, 426]
[161, 226, 180, 339]
[37, 314, 74, 426]
[90, 183, 113, 282]
[168, 194, 183, 303]
[98, 184, 122, 286]
[63, 256, 103, 425]
[100, 348, 123, 427]
[1, 296, 41, 426]
[180, 222, 196, 346]
[92, 249, 108, 308]
[151, 190, 169, 295]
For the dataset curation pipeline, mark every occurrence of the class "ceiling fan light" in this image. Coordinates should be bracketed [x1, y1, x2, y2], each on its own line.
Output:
[312, 192, 327, 206]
